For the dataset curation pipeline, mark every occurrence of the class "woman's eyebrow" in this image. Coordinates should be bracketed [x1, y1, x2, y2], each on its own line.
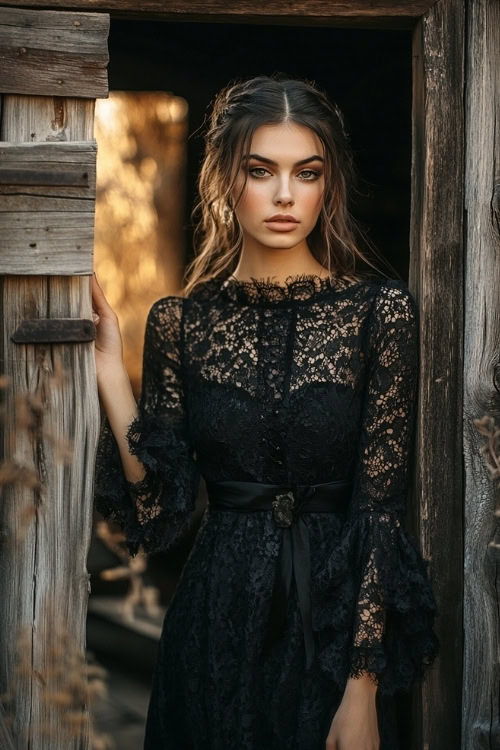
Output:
[242, 153, 325, 166]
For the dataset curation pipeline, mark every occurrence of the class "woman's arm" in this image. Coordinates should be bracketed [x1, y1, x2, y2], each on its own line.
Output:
[347, 281, 420, 684]
[92, 274, 201, 557]
[97, 365, 146, 487]
[92, 272, 146, 488]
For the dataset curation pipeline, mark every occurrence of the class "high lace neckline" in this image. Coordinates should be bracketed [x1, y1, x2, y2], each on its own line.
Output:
[189, 269, 371, 306]
[216, 270, 343, 305]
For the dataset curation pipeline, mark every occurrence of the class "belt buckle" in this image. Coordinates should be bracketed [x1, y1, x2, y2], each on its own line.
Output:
[272, 490, 295, 528]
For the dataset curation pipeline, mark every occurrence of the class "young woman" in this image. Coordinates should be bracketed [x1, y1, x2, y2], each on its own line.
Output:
[92, 74, 440, 750]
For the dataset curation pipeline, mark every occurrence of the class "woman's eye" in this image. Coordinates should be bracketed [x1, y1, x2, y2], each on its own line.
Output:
[248, 167, 269, 178]
[298, 169, 321, 180]
[248, 167, 321, 180]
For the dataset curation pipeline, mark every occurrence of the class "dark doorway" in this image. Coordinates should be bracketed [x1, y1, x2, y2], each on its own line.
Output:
[90, 19, 413, 749]
[108, 20, 412, 278]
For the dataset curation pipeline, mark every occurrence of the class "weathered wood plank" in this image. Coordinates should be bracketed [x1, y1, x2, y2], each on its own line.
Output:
[0, 168, 90, 186]
[0, 139, 96, 161]
[409, 0, 465, 747]
[0, 0, 440, 13]
[0, 89, 104, 749]
[0, 140, 96, 274]
[0, 7, 109, 98]
[463, 0, 500, 747]
[0, 0, 437, 28]
[0, 222, 95, 273]
[0, 703, 16, 750]
[0, 196, 94, 209]
[0, 95, 95, 141]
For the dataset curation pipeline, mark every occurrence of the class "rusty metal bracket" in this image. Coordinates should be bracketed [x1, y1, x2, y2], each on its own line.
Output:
[11, 319, 96, 344]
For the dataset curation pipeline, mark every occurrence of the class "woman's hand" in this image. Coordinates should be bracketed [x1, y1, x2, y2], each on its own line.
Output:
[91, 271, 125, 380]
[325, 674, 380, 750]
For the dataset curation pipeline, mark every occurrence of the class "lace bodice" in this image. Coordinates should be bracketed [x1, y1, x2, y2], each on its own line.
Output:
[94, 270, 439, 697]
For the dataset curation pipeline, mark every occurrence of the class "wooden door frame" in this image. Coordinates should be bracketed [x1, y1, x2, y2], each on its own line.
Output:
[0, 1, 468, 748]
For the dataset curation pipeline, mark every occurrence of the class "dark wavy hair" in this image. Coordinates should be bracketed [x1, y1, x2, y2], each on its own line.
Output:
[183, 73, 386, 296]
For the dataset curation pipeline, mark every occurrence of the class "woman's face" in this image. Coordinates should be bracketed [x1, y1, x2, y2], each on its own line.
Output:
[231, 122, 325, 252]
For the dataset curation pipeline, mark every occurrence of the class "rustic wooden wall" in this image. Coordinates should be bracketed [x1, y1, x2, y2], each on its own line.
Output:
[0, 140, 97, 274]
[0, 101, 99, 749]
[0, 98, 97, 750]
[0, 6, 108, 97]
[0, 8, 109, 748]
[463, 0, 500, 747]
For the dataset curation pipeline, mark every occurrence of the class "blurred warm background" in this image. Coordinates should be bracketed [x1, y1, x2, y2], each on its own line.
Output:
[89, 92, 199, 748]
[94, 91, 188, 394]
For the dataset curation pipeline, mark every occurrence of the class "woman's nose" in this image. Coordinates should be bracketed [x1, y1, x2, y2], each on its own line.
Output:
[274, 178, 294, 205]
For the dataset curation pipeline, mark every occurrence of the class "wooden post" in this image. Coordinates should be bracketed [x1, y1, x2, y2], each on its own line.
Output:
[0, 8, 109, 748]
[463, 0, 500, 747]
[410, 0, 465, 747]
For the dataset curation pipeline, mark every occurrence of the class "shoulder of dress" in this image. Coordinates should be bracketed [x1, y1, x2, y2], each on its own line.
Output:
[145, 296, 186, 331]
[150, 294, 186, 313]
[365, 280, 419, 352]
[371, 279, 418, 319]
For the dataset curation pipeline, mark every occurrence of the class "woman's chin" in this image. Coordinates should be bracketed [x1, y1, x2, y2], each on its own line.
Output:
[253, 234, 305, 251]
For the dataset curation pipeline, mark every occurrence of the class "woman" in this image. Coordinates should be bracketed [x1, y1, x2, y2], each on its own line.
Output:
[92, 74, 440, 749]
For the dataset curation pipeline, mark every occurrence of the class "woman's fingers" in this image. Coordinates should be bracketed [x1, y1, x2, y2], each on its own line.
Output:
[92, 272, 105, 310]
[91, 273, 104, 324]
[92, 271, 115, 320]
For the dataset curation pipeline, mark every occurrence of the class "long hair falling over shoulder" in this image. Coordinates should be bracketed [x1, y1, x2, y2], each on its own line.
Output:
[183, 73, 387, 297]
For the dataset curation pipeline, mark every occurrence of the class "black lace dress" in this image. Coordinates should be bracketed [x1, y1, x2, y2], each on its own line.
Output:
[93, 271, 440, 750]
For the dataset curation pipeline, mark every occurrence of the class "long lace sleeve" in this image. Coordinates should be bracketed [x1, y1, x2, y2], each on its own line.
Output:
[313, 281, 440, 696]
[93, 296, 201, 557]
[345, 281, 439, 693]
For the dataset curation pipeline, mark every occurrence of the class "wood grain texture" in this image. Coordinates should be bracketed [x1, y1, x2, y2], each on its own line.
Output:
[0, 140, 96, 274]
[0, 6, 109, 98]
[0, 0, 437, 28]
[409, 0, 464, 747]
[463, 0, 500, 746]
[0, 0, 439, 13]
[0, 91, 104, 749]
[0, 703, 16, 750]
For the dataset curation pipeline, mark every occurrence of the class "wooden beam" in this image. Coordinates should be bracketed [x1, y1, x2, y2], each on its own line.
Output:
[0, 92, 103, 747]
[0, 0, 437, 28]
[463, 0, 500, 746]
[409, 0, 464, 748]
[0, 7, 109, 98]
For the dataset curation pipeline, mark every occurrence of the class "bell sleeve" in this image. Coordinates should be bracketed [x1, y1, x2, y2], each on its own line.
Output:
[93, 296, 201, 558]
[344, 281, 440, 694]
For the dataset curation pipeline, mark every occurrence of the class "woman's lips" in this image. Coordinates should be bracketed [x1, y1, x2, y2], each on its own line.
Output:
[264, 220, 299, 232]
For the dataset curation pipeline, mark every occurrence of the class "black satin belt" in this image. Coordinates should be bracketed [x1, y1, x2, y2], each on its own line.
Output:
[205, 478, 353, 672]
